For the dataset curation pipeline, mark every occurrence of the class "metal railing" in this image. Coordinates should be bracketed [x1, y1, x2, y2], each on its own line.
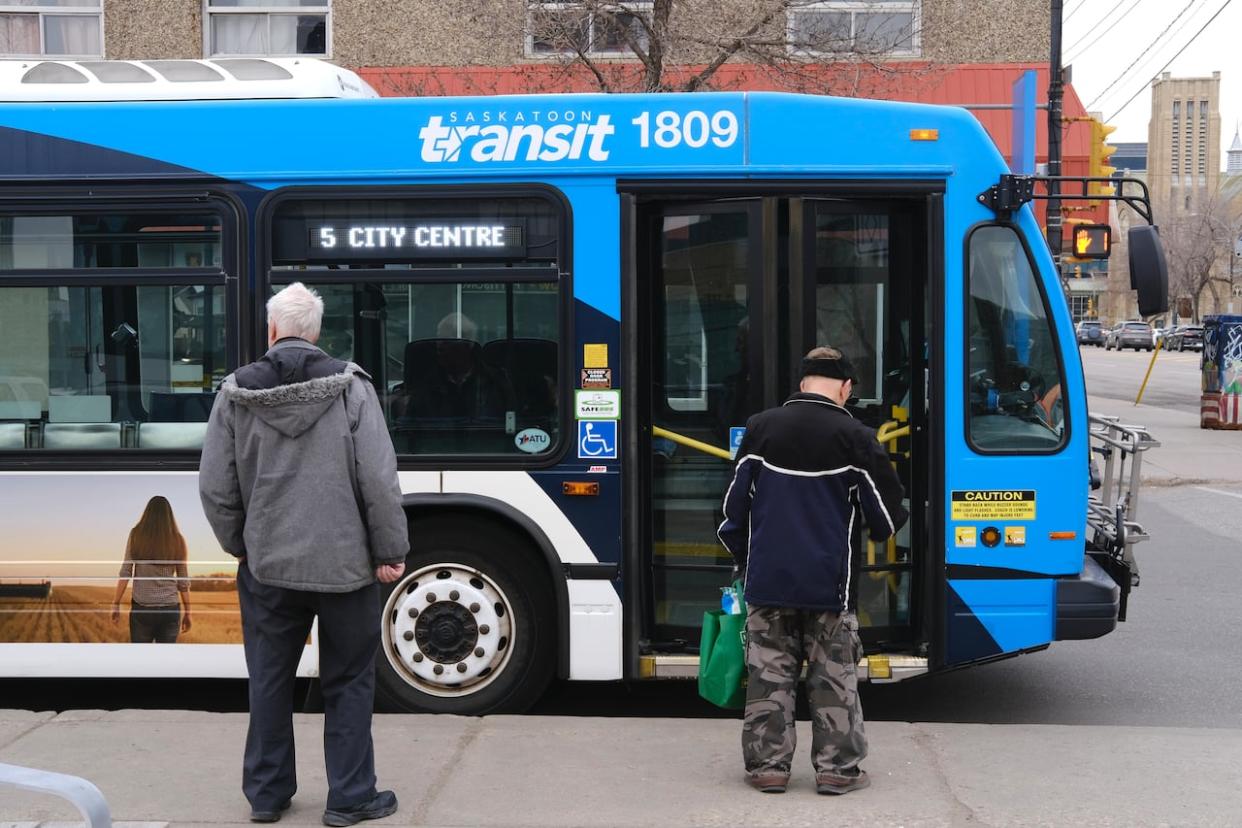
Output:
[0, 762, 112, 827]
[1087, 414, 1160, 587]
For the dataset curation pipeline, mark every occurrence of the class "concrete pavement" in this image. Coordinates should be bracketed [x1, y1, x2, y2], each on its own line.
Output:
[1, 710, 1240, 827]
[1081, 346, 1242, 486]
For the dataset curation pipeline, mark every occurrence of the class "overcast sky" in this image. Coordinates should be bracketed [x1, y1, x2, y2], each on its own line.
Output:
[1063, 0, 1241, 166]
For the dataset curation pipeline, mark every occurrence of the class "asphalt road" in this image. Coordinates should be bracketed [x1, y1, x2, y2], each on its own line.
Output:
[4, 345, 1234, 729]
[1078, 341, 1202, 413]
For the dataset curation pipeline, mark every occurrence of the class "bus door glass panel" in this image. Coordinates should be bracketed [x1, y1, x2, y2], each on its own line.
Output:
[807, 201, 914, 641]
[649, 203, 762, 644]
[0, 212, 226, 452]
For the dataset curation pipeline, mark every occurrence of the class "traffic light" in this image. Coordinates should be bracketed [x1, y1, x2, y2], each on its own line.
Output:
[1088, 118, 1117, 200]
[1072, 224, 1111, 259]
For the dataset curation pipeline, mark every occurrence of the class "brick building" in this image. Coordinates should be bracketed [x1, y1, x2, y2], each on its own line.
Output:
[0, 2, 1049, 68]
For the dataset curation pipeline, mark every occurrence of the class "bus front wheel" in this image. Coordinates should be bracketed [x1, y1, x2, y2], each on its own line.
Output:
[375, 521, 556, 715]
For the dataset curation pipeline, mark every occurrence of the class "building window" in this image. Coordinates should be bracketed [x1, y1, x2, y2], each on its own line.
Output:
[1201, 100, 1209, 118]
[1172, 100, 1180, 118]
[205, 0, 329, 58]
[0, 1, 101, 58]
[788, 1, 919, 56]
[527, 2, 651, 57]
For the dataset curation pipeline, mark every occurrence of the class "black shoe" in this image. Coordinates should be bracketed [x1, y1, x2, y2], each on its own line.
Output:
[322, 790, 398, 827]
[250, 798, 292, 823]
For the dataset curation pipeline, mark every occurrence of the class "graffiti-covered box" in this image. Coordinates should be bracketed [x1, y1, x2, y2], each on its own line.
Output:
[1201, 315, 1242, 429]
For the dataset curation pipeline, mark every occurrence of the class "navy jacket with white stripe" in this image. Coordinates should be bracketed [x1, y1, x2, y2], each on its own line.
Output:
[718, 393, 909, 613]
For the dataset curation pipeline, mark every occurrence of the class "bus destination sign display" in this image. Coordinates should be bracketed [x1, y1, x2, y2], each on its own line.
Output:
[305, 221, 526, 261]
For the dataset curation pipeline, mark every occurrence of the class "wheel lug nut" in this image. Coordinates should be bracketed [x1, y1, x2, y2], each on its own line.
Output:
[450, 590, 460, 601]
[427, 592, 437, 603]
[456, 663, 468, 673]
[403, 631, 414, 641]
[469, 602, 480, 613]
[474, 647, 485, 657]
[433, 665, 444, 675]
[479, 624, 490, 635]
[407, 608, 418, 618]
[412, 652, 423, 663]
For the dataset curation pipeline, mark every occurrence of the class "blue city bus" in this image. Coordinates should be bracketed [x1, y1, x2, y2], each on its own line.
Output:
[0, 64, 1166, 713]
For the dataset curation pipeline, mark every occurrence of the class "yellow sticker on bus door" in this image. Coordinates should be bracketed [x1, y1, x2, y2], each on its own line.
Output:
[950, 490, 1036, 521]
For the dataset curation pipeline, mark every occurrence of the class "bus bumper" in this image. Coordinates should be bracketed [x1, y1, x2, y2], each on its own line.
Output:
[1055, 555, 1121, 640]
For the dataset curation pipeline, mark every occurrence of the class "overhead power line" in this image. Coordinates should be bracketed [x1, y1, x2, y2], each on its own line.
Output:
[1065, 0, 1146, 64]
[1086, 0, 1200, 110]
[1107, 0, 1236, 122]
[1064, 0, 1089, 23]
[1063, 0, 1131, 56]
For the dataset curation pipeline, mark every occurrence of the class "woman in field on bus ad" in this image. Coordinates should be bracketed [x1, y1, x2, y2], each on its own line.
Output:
[110, 496, 193, 643]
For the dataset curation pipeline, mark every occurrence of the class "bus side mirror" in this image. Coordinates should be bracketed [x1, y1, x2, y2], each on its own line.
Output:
[1128, 225, 1169, 317]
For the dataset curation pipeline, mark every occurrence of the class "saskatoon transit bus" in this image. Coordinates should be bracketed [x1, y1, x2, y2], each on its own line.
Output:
[0, 60, 1167, 714]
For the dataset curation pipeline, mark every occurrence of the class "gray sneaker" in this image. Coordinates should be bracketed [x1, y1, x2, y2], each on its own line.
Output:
[322, 790, 398, 826]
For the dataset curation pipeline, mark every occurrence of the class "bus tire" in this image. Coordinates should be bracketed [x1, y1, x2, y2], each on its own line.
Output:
[374, 520, 556, 715]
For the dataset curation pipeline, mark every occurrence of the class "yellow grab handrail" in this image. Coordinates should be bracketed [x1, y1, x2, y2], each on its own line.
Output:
[652, 426, 734, 461]
[655, 420, 910, 463]
[875, 420, 911, 445]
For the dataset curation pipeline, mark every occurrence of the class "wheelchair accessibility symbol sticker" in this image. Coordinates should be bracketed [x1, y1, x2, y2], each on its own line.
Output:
[577, 420, 618, 460]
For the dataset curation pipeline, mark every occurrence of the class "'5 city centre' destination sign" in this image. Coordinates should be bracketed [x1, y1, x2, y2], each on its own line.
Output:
[302, 220, 526, 261]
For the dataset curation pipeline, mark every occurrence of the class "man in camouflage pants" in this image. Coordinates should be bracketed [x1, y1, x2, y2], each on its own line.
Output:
[719, 347, 907, 795]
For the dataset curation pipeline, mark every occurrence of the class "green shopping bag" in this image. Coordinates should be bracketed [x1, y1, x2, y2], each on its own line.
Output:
[697, 580, 748, 709]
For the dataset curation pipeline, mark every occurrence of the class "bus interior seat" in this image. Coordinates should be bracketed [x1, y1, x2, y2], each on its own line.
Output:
[150, 391, 216, 422]
[134, 421, 208, 450]
[395, 338, 484, 419]
[0, 400, 41, 421]
[42, 422, 122, 450]
[482, 338, 557, 418]
[47, 395, 112, 423]
[0, 423, 26, 449]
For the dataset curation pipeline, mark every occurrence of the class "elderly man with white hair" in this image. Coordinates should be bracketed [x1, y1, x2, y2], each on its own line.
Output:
[200, 282, 408, 826]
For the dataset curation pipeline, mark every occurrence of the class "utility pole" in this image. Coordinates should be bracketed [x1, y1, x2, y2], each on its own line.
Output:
[1048, 0, 1064, 275]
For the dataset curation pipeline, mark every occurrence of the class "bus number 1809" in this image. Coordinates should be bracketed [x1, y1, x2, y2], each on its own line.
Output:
[631, 110, 739, 149]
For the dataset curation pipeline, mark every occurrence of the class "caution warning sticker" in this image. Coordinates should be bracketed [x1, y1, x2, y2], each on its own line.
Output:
[950, 490, 1036, 521]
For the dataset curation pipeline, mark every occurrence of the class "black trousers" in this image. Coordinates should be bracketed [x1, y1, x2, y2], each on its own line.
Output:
[236, 563, 381, 811]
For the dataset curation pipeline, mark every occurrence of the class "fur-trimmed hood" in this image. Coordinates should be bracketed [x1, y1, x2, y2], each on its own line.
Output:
[219, 339, 369, 438]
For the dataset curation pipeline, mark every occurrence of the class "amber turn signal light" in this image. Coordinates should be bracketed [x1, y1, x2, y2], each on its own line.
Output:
[562, 482, 600, 496]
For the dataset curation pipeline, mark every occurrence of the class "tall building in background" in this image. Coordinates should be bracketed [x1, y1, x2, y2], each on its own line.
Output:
[1147, 71, 1221, 215]
[1228, 127, 1242, 174]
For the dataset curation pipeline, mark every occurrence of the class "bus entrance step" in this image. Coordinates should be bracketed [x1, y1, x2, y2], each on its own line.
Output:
[639, 654, 928, 683]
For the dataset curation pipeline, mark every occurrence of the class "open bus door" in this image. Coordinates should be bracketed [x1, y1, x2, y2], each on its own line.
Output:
[627, 189, 936, 681]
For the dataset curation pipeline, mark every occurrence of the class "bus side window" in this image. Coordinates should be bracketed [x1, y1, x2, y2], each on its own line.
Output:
[0, 212, 227, 453]
[966, 225, 1067, 452]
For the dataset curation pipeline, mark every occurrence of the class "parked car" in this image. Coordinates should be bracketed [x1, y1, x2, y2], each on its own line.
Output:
[1075, 319, 1105, 347]
[1105, 321, 1154, 351]
[1164, 324, 1204, 351]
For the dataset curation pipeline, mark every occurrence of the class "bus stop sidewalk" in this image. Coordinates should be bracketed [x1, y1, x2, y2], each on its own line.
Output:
[1, 709, 1240, 827]
[1090, 392, 1242, 487]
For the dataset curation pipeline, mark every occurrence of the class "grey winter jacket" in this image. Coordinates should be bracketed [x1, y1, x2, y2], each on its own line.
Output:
[199, 338, 409, 592]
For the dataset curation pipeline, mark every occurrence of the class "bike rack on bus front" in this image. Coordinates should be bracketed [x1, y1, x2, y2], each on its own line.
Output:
[1086, 414, 1160, 621]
